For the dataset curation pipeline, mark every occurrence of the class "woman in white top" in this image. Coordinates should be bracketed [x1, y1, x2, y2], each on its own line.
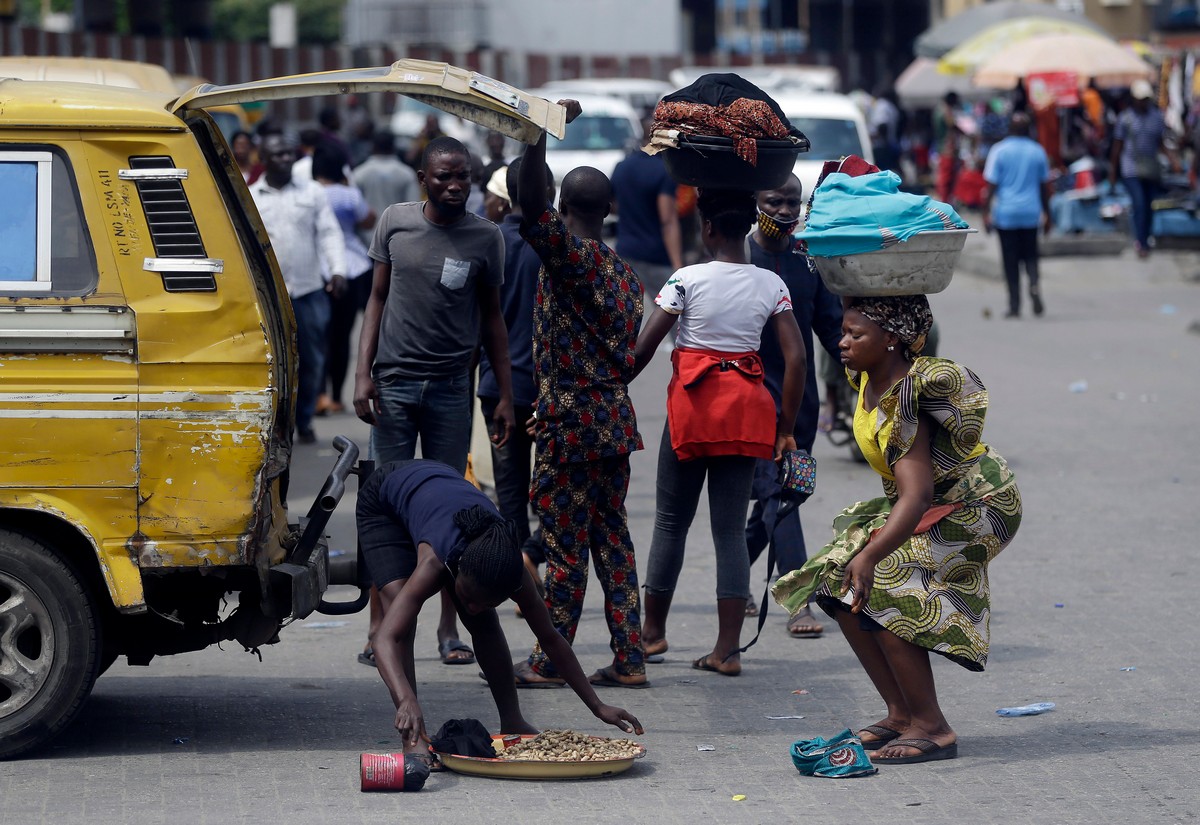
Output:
[632, 189, 807, 676]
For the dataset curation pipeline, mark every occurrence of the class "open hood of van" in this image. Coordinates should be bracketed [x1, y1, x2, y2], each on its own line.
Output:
[171, 59, 566, 144]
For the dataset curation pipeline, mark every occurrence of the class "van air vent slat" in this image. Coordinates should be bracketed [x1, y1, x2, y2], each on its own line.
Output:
[129, 156, 215, 292]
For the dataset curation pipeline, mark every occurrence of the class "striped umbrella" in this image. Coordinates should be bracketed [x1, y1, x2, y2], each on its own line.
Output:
[938, 17, 1113, 76]
[973, 33, 1155, 90]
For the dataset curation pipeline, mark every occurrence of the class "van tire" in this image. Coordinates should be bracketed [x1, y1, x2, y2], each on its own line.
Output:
[0, 529, 101, 759]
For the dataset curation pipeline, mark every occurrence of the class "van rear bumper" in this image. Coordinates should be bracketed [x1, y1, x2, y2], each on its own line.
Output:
[270, 435, 359, 620]
[270, 529, 329, 620]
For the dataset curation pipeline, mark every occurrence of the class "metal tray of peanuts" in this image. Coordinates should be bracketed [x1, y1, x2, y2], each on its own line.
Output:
[436, 729, 646, 780]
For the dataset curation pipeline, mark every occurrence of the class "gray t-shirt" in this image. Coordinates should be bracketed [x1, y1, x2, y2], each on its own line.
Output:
[368, 202, 504, 379]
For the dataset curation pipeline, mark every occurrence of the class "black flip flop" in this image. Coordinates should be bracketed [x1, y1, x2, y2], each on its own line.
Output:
[438, 638, 476, 665]
[858, 724, 902, 751]
[643, 641, 668, 665]
[357, 648, 377, 668]
[872, 738, 958, 764]
[588, 666, 651, 689]
[691, 655, 740, 677]
[482, 661, 567, 688]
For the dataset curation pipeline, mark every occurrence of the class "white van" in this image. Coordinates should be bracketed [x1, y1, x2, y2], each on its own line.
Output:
[772, 92, 874, 206]
[527, 91, 642, 194]
[669, 65, 841, 95]
[538, 77, 671, 118]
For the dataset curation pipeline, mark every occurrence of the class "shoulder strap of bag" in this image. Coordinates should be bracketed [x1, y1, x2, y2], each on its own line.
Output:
[729, 497, 799, 658]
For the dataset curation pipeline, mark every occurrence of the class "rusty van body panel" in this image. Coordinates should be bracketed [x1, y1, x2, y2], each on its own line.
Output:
[0, 61, 560, 759]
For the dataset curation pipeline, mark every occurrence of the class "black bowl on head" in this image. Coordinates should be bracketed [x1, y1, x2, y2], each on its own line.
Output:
[662, 133, 809, 190]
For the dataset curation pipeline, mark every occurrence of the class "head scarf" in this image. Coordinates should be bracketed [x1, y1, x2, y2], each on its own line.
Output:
[848, 295, 934, 358]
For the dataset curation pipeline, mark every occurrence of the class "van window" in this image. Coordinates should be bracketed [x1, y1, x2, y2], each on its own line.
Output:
[0, 149, 97, 296]
[787, 116, 866, 160]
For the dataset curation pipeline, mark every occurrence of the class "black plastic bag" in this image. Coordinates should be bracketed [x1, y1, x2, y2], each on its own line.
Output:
[430, 718, 497, 758]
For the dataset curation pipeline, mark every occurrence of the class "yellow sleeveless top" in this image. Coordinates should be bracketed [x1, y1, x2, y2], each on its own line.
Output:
[853, 375, 895, 480]
[853, 368, 986, 482]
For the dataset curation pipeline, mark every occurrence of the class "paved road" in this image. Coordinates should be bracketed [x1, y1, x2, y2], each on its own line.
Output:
[3, 230, 1198, 824]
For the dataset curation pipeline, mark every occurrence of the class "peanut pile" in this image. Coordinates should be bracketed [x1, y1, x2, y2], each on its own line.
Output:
[499, 729, 642, 762]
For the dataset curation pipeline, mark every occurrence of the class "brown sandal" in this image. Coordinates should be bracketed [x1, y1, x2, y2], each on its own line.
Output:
[787, 606, 824, 638]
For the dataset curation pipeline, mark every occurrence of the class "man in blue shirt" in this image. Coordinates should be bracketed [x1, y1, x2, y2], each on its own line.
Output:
[478, 159, 555, 581]
[983, 113, 1052, 318]
[611, 124, 683, 303]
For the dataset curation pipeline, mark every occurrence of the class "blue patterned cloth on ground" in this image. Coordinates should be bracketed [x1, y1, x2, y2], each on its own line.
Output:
[790, 729, 877, 778]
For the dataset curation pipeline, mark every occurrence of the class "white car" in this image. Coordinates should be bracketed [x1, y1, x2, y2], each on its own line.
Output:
[526, 91, 643, 197]
[537, 77, 671, 119]
[668, 65, 841, 95]
[772, 91, 875, 207]
[389, 96, 483, 159]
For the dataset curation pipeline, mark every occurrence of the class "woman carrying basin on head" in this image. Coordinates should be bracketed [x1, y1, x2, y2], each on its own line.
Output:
[773, 294, 1021, 765]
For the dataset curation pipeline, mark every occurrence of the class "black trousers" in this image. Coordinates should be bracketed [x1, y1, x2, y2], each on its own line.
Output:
[997, 227, 1040, 314]
[325, 270, 372, 404]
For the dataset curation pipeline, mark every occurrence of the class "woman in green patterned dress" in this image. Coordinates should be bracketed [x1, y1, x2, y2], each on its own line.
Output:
[773, 294, 1021, 765]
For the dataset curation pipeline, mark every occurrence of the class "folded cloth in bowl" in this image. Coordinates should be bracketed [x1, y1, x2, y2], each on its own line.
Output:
[651, 99, 791, 166]
[799, 170, 969, 258]
[650, 73, 805, 166]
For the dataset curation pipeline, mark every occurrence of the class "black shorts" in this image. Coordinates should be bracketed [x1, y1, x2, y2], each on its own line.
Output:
[356, 460, 419, 589]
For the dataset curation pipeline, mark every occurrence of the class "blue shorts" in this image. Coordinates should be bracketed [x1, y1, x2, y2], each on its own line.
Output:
[356, 461, 419, 588]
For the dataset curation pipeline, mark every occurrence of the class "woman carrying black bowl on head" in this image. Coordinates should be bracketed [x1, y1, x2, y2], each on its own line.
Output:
[773, 295, 1021, 764]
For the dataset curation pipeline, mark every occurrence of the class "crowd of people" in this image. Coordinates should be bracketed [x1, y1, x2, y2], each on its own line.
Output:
[858, 76, 1183, 316]
[243, 91, 1021, 771]
[868, 79, 1185, 254]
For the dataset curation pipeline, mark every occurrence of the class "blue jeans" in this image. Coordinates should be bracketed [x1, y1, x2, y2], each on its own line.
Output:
[1122, 176, 1158, 249]
[291, 289, 330, 435]
[368, 372, 472, 474]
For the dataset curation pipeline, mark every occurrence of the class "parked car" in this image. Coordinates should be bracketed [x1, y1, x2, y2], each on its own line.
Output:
[772, 91, 875, 207]
[669, 64, 841, 95]
[527, 90, 642, 199]
[0, 59, 562, 760]
[390, 96, 484, 160]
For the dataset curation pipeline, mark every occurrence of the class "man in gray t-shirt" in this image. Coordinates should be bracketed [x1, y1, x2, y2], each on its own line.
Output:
[368, 200, 504, 380]
[354, 135, 514, 667]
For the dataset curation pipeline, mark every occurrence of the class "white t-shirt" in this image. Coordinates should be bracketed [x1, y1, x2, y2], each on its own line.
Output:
[655, 260, 792, 352]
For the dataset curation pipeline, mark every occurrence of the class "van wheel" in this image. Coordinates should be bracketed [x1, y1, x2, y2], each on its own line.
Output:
[0, 529, 101, 759]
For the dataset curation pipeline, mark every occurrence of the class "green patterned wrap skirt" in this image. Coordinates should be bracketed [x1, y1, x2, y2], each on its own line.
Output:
[772, 358, 1022, 671]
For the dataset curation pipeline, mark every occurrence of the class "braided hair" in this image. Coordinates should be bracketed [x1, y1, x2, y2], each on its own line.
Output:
[452, 505, 523, 599]
[697, 188, 757, 239]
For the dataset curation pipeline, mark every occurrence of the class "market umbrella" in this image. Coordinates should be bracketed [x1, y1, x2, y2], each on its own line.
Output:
[914, 0, 1107, 59]
[937, 17, 1113, 76]
[895, 56, 987, 108]
[973, 33, 1155, 90]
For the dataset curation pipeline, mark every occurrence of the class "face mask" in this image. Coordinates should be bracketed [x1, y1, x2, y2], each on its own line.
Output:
[757, 209, 799, 240]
